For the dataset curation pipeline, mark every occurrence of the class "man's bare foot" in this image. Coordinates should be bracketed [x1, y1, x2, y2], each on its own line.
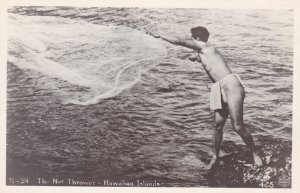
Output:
[253, 152, 263, 166]
[204, 157, 218, 170]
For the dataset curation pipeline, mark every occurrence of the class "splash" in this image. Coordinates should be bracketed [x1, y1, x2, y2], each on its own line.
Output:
[8, 13, 166, 105]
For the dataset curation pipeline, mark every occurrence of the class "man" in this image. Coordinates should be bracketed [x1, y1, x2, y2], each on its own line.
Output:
[146, 26, 263, 169]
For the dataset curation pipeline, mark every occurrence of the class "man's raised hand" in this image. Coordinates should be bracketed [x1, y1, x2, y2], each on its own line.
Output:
[145, 29, 160, 38]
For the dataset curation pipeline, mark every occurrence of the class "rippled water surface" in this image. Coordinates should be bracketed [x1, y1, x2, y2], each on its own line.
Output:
[7, 7, 293, 187]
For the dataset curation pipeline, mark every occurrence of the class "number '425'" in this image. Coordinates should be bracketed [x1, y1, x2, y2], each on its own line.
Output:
[259, 181, 274, 188]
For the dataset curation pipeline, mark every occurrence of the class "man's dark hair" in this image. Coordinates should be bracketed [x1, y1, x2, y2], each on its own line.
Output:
[190, 26, 209, 42]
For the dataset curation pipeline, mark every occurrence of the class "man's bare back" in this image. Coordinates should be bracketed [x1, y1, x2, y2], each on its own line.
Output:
[195, 44, 232, 82]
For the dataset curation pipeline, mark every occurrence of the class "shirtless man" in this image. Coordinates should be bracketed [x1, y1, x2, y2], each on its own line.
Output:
[146, 26, 263, 169]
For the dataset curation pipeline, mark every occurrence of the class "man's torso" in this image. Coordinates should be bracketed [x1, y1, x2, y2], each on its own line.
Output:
[197, 44, 232, 83]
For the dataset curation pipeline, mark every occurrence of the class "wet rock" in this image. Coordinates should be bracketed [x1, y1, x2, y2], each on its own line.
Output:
[205, 137, 291, 188]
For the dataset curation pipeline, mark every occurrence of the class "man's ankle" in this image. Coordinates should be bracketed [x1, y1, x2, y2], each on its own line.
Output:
[211, 156, 218, 160]
[252, 150, 260, 155]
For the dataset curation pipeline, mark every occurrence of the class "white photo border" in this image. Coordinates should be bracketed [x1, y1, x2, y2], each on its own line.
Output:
[1, 0, 299, 193]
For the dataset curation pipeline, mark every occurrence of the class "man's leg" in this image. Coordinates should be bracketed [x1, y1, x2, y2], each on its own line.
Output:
[205, 107, 229, 169]
[226, 89, 263, 166]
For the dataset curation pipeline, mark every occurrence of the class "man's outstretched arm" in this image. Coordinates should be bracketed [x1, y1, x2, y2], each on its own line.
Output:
[145, 29, 205, 50]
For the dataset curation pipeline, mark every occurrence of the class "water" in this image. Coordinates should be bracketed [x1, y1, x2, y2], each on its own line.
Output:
[7, 7, 293, 187]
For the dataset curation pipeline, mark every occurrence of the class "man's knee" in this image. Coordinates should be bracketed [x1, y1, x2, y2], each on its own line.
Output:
[231, 121, 244, 133]
[215, 121, 225, 133]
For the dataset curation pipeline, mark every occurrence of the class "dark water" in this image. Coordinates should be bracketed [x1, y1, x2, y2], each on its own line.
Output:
[7, 7, 293, 187]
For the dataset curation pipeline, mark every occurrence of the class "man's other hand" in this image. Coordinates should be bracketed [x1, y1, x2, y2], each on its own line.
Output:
[145, 29, 160, 38]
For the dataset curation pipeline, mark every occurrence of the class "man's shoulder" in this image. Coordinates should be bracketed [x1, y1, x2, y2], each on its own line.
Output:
[202, 43, 216, 53]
